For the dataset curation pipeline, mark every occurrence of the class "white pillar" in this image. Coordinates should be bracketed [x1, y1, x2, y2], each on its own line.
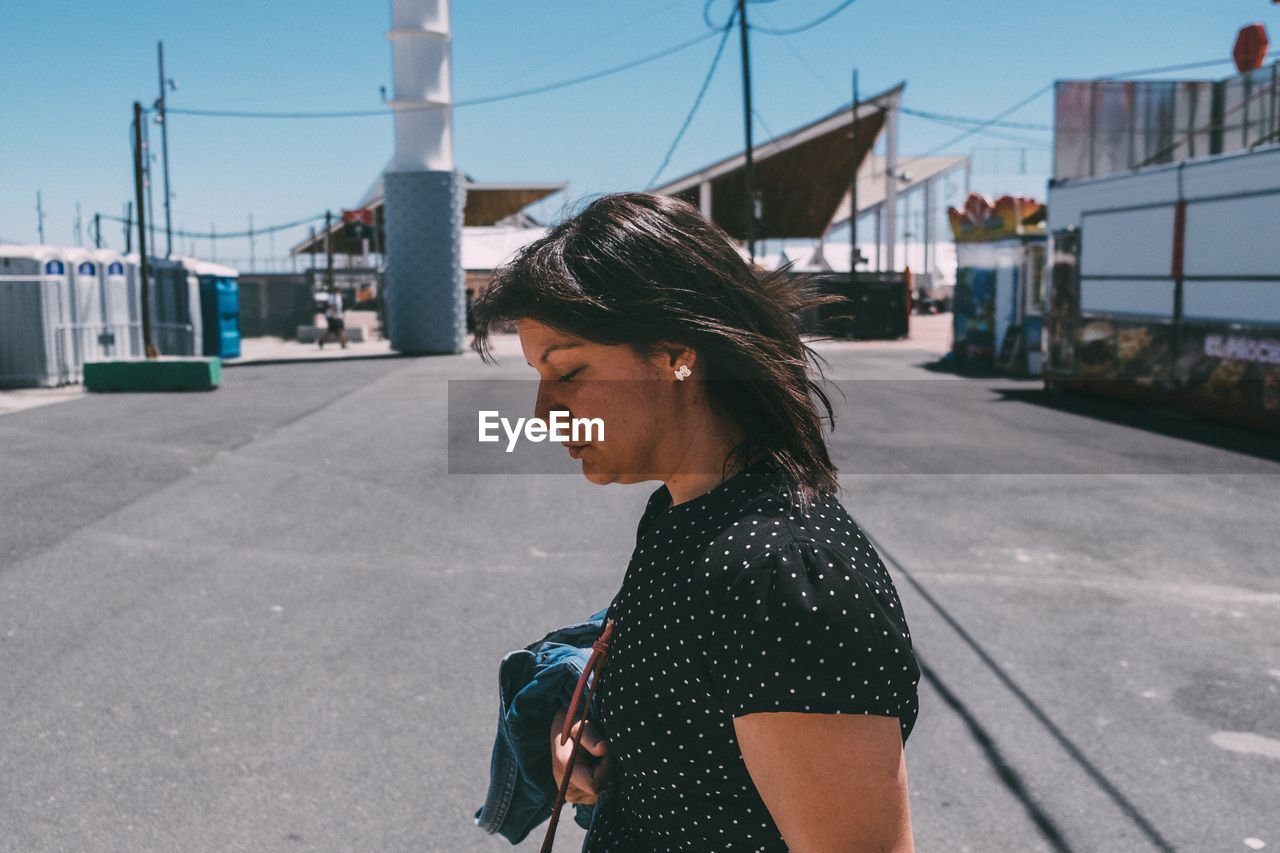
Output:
[883, 103, 898, 272]
[388, 0, 454, 170]
[873, 205, 882, 272]
[383, 0, 465, 354]
[699, 181, 712, 221]
[922, 178, 933, 278]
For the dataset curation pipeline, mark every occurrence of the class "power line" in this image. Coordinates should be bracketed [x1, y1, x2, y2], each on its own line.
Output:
[889, 53, 1280, 175]
[646, 12, 737, 189]
[912, 84, 1055, 161]
[898, 107, 1051, 132]
[165, 29, 722, 120]
[96, 211, 323, 240]
[702, 0, 780, 31]
[1095, 51, 1279, 80]
[753, 5, 843, 99]
[749, 0, 858, 35]
[900, 111, 1053, 148]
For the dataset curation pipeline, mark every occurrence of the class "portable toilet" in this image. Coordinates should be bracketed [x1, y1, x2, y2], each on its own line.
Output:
[131, 255, 203, 355]
[65, 248, 111, 365]
[93, 249, 142, 358]
[182, 258, 241, 358]
[0, 245, 77, 387]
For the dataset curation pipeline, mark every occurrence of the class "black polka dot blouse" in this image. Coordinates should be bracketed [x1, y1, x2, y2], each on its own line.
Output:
[583, 457, 921, 852]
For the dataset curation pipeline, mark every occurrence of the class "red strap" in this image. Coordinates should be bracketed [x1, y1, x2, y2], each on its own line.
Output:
[540, 618, 614, 853]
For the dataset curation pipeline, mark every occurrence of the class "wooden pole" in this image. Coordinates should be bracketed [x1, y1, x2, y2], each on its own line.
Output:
[736, 0, 756, 261]
[132, 101, 157, 358]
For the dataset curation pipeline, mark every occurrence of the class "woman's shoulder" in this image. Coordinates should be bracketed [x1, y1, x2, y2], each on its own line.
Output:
[703, 485, 868, 560]
[698, 491, 921, 723]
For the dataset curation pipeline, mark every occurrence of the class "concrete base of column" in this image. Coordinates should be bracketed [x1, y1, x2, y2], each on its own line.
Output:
[383, 169, 466, 355]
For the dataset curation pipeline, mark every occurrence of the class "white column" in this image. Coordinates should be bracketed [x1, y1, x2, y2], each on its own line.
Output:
[883, 103, 898, 272]
[922, 178, 933, 278]
[383, 0, 465, 354]
[387, 0, 454, 172]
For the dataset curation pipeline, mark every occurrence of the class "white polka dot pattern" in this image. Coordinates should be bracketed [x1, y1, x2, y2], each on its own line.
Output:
[583, 459, 921, 852]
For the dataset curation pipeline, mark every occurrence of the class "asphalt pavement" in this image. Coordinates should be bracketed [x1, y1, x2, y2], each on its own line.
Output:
[1, 325, 1277, 852]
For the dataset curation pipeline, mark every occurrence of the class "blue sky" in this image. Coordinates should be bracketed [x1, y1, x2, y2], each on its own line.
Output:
[2, 0, 1273, 267]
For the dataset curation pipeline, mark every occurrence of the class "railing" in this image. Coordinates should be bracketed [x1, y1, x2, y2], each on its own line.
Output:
[1053, 63, 1280, 181]
[54, 322, 195, 383]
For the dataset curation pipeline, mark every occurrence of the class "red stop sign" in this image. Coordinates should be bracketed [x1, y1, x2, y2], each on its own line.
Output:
[1233, 22, 1269, 73]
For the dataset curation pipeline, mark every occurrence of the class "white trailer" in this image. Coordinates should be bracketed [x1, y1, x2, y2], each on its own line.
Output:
[1044, 145, 1280, 430]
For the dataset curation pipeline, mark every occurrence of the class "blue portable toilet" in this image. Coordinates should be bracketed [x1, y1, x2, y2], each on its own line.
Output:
[183, 258, 241, 359]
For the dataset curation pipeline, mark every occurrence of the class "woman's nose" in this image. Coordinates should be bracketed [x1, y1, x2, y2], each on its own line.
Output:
[533, 380, 562, 424]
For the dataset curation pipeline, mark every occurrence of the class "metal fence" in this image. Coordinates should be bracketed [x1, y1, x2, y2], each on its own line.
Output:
[53, 322, 194, 383]
[1054, 62, 1280, 181]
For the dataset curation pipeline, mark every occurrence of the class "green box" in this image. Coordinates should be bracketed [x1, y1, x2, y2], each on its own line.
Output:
[83, 357, 221, 392]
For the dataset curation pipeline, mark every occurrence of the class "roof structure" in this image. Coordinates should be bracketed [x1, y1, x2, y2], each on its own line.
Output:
[827, 155, 968, 229]
[291, 173, 566, 255]
[651, 83, 905, 239]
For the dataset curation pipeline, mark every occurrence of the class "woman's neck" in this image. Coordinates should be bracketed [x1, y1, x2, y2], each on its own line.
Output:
[662, 417, 758, 507]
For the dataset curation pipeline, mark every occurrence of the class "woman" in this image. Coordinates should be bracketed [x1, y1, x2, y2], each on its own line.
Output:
[470, 192, 920, 852]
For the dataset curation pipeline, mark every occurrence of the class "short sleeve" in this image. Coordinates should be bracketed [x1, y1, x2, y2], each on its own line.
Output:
[704, 537, 920, 720]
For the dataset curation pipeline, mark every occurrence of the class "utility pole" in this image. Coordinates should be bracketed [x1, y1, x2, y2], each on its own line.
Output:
[143, 116, 157, 258]
[93, 213, 102, 248]
[736, 0, 756, 262]
[156, 41, 175, 258]
[123, 202, 132, 253]
[324, 209, 335, 290]
[132, 102, 157, 358]
[36, 191, 45, 244]
[850, 68, 861, 277]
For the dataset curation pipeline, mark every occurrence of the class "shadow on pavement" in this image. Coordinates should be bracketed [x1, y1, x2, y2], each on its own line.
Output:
[995, 385, 1280, 464]
[222, 352, 427, 369]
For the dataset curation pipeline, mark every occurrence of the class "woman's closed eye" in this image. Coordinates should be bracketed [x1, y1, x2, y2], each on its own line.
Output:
[558, 366, 585, 383]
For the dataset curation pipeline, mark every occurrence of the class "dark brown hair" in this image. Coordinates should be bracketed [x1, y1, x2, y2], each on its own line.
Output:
[470, 191, 845, 509]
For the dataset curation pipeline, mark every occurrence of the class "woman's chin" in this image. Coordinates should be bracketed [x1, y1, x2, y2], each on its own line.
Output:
[579, 457, 620, 485]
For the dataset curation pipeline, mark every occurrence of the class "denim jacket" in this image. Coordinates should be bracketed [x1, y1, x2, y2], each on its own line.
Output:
[473, 606, 611, 845]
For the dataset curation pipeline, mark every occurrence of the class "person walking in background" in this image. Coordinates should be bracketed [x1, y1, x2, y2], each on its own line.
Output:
[318, 285, 348, 349]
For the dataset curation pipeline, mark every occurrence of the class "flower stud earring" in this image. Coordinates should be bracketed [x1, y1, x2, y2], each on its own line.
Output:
[674, 364, 692, 381]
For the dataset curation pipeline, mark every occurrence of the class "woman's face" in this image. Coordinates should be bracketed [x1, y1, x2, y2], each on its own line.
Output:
[517, 318, 686, 485]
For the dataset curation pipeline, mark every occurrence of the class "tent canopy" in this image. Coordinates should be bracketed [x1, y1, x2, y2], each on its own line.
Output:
[828, 155, 968, 228]
[291, 177, 566, 255]
[652, 83, 904, 240]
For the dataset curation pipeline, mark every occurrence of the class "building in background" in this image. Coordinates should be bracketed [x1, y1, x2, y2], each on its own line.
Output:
[652, 84, 968, 308]
[652, 84, 902, 260]
[289, 174, 564, 335]
[827, 154, 969, 299]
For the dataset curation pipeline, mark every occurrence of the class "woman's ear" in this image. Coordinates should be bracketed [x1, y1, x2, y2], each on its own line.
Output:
[659, 342, 698, 375]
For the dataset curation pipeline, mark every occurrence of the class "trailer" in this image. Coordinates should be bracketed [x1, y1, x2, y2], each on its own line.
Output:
[1043, 145, 1280, 431]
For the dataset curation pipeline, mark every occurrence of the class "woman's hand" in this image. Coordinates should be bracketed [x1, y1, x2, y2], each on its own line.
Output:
[549, 705, 615, 805]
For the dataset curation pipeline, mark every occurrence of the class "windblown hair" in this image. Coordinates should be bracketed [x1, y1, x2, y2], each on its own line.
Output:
[470, 191, 846, 509]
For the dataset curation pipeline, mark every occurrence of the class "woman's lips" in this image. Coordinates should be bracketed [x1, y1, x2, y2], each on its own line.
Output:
[564, 443, 588, 458]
